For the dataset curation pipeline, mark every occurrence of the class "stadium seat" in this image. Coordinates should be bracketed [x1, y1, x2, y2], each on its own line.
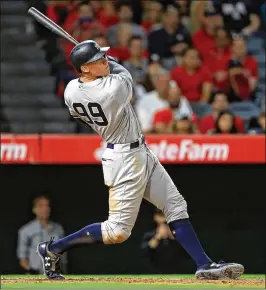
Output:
[1, 77, 55, 93]
[1, 62, 50, 76]
[1, 94, 39, 107]
[40, 108, 70, 122]
[1, 15, 27, 27]
[0, 1, 28, 15]
[8, 122, 41, 134]
[2, 107, 41, 122]
[247, 37, 264, 54]
[190, 102, 212, 118]
[230, 101, 260, 120]
[1, 46, 46, 61]
[41, 122, 76, 133]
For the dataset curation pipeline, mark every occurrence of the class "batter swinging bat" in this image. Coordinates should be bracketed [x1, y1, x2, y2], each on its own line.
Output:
[28, 7, 79, 45]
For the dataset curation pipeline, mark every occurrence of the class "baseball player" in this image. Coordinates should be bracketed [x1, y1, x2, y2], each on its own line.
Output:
[37, 40, 244, 280]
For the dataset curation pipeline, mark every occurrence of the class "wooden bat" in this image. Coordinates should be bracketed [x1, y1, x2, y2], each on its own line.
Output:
[28, 7, 79, 45]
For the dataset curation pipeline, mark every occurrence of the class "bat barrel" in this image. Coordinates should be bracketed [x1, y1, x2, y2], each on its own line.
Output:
[28, 7, 79, 46]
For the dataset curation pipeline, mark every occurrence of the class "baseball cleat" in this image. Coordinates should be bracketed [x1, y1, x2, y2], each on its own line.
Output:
[37, 237, 64, 280]
[195, 261, 244, 280]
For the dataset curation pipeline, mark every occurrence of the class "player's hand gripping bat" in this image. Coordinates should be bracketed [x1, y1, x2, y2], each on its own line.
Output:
[27, 7, 79, 45]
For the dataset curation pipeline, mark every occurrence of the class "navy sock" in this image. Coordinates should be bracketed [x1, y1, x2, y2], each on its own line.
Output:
[49, 223, 103, 254]
[169, 219, 212, 267]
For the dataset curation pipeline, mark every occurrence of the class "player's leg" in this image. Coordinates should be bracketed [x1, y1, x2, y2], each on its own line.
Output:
[143, 149, 244, 279]
[38, 145, 150, 279]
[143, 151, 212, 268]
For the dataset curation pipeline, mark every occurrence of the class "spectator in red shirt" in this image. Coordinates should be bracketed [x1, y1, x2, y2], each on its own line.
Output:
[153, 81, 196, 133]
[170, 48, 213, 102]
[200, 91, 245, 133]
[98, 1, 119, 29]
[108, 23, 132, 62]
[63, 2, 106, 66]
[228, 38, 258, 102]
[210, 111, 240, 134]
[192, 6, 224, 61]
[68, 2, 106, 43]
[46, 1, 70, 26]
[141, 1, 163, 33]
[205, 27, 232, 92]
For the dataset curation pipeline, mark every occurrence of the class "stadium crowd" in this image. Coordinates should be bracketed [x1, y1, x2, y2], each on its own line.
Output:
[28, 0, 265, 135]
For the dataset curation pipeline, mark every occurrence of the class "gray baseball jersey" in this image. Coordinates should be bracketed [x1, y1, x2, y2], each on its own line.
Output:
[64, 64, 141, 144]
[64, 60, 188, 244]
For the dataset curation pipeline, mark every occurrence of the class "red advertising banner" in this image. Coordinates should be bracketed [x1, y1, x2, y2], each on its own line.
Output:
[1, 134, 265, 164]
[0, 135, 40, 164]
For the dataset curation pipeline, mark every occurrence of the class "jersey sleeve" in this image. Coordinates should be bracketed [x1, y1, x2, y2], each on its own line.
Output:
[106, 59, 133, 106]
[64, 84, 80, 119]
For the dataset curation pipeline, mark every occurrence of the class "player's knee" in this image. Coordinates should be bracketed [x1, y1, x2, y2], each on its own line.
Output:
[101, 221, 131, 244]
[112, 230, 130, 244]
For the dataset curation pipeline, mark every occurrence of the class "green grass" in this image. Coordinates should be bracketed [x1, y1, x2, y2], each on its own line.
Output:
[1, 275, 264, 290]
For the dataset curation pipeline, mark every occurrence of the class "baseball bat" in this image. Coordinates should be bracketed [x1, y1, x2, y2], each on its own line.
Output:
[27, 7, 79, 45]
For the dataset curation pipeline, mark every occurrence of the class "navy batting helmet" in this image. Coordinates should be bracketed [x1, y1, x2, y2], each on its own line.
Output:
[70, 40, 110, 73]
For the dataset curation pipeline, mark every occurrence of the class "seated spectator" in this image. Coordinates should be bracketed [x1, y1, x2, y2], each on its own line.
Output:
[171, 48, 213, 102]
[63, 1, 85, 31]
[204, 27, 232, 92]
[153, 81, 196, 133]
[209, 111, 240, 134]
[200, 92, 245, 133]
[141, 1, 163, 33]
[171, 115, 196, 134]
[93, 34, 110, 48]
[228, 38, 258, 102]
[248, 111, 266, 134]
[63, 2, 106, 66]
[134, 54, 168, 102]
[68, 2, 106, 42]
[148, 4, 191, 70]
[192, 6, 223, 60]
[141, 209, 187, 274]
[107, 2, 147, 48]
[17, 195, 66, 274]
[97, 0, 119, 29]
[123, 36, 148, 84]
[46, 0, 70, 26]
[214, 0, 260, 36]
[108, 23, 133, 62]
[135, 72, 170, 133]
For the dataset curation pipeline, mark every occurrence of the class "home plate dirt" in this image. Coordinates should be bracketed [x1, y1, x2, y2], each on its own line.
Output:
[2, 277, 264, 287]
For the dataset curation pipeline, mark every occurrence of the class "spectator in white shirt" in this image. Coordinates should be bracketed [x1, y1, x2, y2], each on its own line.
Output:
[135, 72, 170, 133]
[153, 81, 197, 133]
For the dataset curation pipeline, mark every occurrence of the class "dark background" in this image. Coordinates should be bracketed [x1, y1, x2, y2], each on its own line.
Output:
[0, 164, 265, 274]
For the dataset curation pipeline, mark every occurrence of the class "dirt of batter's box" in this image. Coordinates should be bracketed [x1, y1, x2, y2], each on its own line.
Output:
[2, 277, 265, 287]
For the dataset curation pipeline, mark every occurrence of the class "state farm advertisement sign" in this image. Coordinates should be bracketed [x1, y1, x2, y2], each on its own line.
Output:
[1, 134, 265, 164]
[1, 135, 40, 164]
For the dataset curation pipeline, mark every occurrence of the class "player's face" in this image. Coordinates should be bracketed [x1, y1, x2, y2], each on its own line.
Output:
[218, 113, 234, 132]
[33, 198, 51, 220]
[212, 94, 229, 112]
[84, 55, 110, 77]
[183, 49, 200, 69]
